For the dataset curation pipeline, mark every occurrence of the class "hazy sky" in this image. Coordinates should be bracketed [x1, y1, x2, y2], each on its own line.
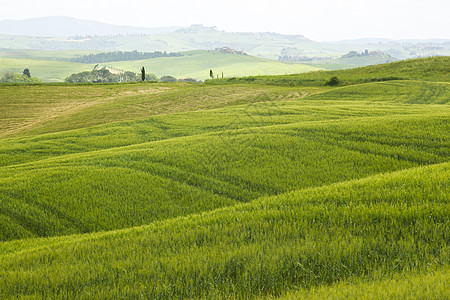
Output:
[1, 0, 449, 41]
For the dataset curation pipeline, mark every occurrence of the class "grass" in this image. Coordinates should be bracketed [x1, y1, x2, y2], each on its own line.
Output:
[0, 57, 94, 83]
[0, 162, 448, 298]
[0, 97, 444, 166]
[0, 82, 325, 138]
[307, 80, 450, 104]
[302, 55, 396, 70]
[0, 56, 448, 298]
[209, 56, 450, 86]
[279, 268, 450, 299]
[0, 94, 448, 240]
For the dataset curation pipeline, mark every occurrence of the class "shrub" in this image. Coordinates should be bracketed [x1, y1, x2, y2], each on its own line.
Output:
[325, 76, 340, 86]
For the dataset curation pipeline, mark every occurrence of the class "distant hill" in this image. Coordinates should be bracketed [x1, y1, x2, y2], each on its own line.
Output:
[0, 17, 449, 61]
[0, 22, 316, 60]
[0, 16, 181, 37]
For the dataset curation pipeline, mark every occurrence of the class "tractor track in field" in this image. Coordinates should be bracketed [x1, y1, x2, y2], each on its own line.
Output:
[0, 99, 107, 139]
[0, 87, 175, 139]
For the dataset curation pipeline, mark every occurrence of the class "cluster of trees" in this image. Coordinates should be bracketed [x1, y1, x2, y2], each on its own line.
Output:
[342, 50, 371, 58]
[0, 69, 41, 83]
[66, 67, 201, 84]
[66, 68, 159, 83]
[341, 50, 392, 59]
[66, 69, 148, 83]
[72, 50, 183, 64]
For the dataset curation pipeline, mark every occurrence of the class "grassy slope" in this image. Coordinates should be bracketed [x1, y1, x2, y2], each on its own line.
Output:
[0, 162, 448, 298]
[0, 94, 448, 240]
[303, 55, 397, 70]
[0, 57, 448, 298]
[0, 80, 444, 165]
[1, 78, 446, 140]
[210, 56, 450, 86]
[279, 269, 450, 299]
[0, 83, 324, 138]
[307, 80, 450, 104]
[1, 96, 445, 167]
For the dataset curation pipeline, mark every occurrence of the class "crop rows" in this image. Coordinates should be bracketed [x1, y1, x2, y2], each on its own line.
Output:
[0, 163, 448, 298]
[0, 57, 448, 298]
[0, 112, 448, 242]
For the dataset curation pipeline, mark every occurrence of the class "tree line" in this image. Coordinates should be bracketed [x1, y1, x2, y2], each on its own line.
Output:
[72, 50, 183, 64]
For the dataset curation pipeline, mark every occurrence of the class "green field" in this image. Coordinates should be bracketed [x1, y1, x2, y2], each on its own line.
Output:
[302, 55, 397, 70]
[0, 57, 95, 82]
[0, 50, 321, 82]
[0, 57, 449, 299]
[211, 56, 450, 86]
[107, 50, 321, 80]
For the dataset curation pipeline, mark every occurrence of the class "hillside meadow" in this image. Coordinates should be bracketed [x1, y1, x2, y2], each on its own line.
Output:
[209, 56, 450, 86]
[0, 57, 94, 83]
[0, 57, 449, 299]
[106, 50, 321, 80]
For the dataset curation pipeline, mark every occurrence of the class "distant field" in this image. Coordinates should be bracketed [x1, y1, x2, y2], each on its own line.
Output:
[0, 57, 94, 82]
[0, 49, 103, 61]
[106, 50, 321, 80]
[0, 57, 448, 299]
[0, 50, 321, 82]
[303, 55, 397, 70]
[211, 56, 450, 85]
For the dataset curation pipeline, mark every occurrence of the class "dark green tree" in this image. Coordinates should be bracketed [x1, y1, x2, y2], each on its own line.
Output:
[325, 76, 340, 86]
[141, 67, 146, 81]
[23, 68, 31, 78]
[210, 69, 214, 79]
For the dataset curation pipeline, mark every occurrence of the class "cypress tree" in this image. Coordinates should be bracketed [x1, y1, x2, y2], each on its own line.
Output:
[141, 67, 146, 81]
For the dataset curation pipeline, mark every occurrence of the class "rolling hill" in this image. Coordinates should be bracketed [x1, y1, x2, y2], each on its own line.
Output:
[0, 163, 448, 298]
[211, 56, 450, 86]
[0, 57, 449, 298]
[107, 50, 321, 80]
[0, 16, 181, 37]
[0, 56, 94, 83]
[1, 17, 449, 61]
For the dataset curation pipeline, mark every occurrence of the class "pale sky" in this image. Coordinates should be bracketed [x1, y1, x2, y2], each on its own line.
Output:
[0, 0, 449, 41]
